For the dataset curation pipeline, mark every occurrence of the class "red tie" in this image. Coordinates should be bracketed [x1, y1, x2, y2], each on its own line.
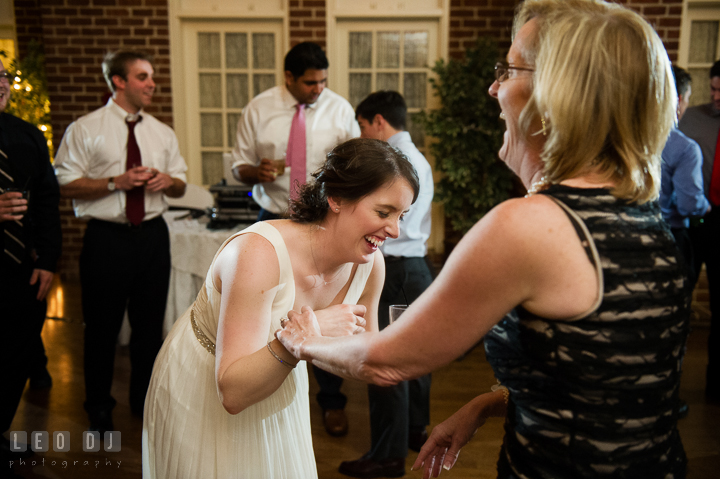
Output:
[711, 128, 720, 206]
[286, 104, 306, 201]
[126, 118, 145, 225]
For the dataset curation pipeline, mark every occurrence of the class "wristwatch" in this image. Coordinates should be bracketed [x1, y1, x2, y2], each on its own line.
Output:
[107, 177, 116, 192]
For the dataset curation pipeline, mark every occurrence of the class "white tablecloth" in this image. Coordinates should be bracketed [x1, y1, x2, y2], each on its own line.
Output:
[118, 211, 251, 344]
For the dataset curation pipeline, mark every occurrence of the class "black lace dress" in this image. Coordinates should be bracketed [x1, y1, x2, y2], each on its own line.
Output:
[485, 185, 690, 479]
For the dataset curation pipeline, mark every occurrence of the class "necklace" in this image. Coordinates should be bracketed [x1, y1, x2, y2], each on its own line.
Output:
[525, 176, 548, 197]
[309, 228, 348, 287]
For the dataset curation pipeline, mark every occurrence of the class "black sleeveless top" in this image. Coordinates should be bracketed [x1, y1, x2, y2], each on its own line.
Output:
[484, 185, 690, 479]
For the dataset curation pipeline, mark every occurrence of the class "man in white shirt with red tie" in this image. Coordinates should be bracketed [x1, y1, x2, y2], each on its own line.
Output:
[54, 50, 187, 435]
[231, 42, 359, 436]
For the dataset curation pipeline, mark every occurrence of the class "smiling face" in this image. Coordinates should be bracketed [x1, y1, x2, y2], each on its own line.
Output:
[0, 59, 9, 113]
[113, 59, 155, 114]
[285, 68, 327, 105]
[332, 178, 414, 263]
[488, 19, 542, 177]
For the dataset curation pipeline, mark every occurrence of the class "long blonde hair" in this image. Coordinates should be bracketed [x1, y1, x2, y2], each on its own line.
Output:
[516, 0, 676, 203]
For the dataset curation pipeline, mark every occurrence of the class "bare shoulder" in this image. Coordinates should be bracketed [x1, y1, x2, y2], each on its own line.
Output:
[459, 195, 573, 260]
[452, 195, 597, 319]
[213, 231, 280, 292]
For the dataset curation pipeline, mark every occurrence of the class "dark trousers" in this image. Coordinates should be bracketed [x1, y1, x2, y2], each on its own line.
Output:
[689, 207, 720, 394]
[670, 227, 696, 287]
[80, 217, 170, 415]
[369, 256, 433, 459]
[1, 257, 47, 433]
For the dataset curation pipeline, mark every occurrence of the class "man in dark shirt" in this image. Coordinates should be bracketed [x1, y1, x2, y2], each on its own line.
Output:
[0, 58, 62, 464]
[678, 59, 720, 402]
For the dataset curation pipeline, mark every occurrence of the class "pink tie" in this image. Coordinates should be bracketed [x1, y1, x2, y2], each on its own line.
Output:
[286, 104, 306, 201]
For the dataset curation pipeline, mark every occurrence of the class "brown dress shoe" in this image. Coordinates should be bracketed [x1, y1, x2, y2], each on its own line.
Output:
[323, 409, 349, 436]
[339, 453, 405, 478]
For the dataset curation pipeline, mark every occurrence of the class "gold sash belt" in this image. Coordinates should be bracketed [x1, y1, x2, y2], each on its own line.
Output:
[190, 306, 216, 356]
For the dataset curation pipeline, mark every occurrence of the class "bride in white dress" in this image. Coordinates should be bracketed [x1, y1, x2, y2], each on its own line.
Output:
[142, 138, 420, 478]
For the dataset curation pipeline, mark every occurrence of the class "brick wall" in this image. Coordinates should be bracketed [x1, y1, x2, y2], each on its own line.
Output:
[14, 0, 173, 279]
[449, 0, 519, 60]
[289, 0, 326, 48]
[448, 0, 682, 61]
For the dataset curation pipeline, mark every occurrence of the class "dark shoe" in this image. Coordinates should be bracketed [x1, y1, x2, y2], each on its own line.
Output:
[0, 437, 34, 460]
[339, 453, 405, 478]
[706, 387, 720, 403]
[88, 409, 114, 436]
[323, 409, 348, 437]
[677, 399, 689, 419]
[29, 367, 53, 389]
[408, 428, 428, 452]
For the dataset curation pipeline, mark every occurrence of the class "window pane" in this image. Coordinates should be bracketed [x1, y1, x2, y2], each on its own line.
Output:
[253, 33, 275, 69]
[227, 113, 243, 149]
[201, 113, 223, 147]
[198, 33, 221, 68]
[226, 33, 248, 69]
[407, 113, 424, 147]
[689, 21, 719, 64]
[377, 32, 400, 68]
[226, 74, 249, 109]
[689, 68, 711, 107]
[349, 73, 372, 108]
[349, 32, 372, 68]
[199, 74, 222, 108]
[404, 31, 428, 68]
[403, 73, 427, 109]
[253, 74, 275, 97]
[202, 151, 224, 185]
[377, 73, 399, 91]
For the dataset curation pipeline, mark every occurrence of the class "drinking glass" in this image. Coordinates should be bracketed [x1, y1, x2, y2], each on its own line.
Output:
[389, 304, 408, 324]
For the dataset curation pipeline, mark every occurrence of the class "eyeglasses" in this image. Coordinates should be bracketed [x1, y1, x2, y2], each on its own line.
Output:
[495, 62, 534, 83]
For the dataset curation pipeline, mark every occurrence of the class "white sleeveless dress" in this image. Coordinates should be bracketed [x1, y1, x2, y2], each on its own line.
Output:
[142, 222, 374, 478]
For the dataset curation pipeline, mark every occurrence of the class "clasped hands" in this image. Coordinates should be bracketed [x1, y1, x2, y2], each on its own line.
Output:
[277, 303, 366, 360]
[114, 166, 173, 193]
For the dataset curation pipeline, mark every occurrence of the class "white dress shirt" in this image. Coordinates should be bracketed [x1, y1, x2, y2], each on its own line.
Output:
[55, 99, 188, 223]
[231, 85, 360, 214]
[381, 131, 433, 258]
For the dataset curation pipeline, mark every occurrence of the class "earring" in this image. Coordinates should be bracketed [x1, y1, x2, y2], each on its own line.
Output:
[335, 208, 339, 212]
[540, 116, 548, 137]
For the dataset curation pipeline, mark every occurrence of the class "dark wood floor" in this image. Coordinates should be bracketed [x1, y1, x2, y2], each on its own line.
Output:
[6, 278, 720, 479]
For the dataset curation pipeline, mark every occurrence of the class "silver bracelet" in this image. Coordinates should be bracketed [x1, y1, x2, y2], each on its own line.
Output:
[267, 341, 296, 370]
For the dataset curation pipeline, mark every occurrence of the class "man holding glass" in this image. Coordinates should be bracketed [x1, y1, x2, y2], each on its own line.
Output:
[0, 57, 61, 465]
[339, 90, 434, 478]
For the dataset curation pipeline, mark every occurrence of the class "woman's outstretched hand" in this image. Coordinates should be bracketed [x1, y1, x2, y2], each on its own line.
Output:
[411, 395, 491, 478]
[276, 306, 323, 360]
[315, 303, 367, 336]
